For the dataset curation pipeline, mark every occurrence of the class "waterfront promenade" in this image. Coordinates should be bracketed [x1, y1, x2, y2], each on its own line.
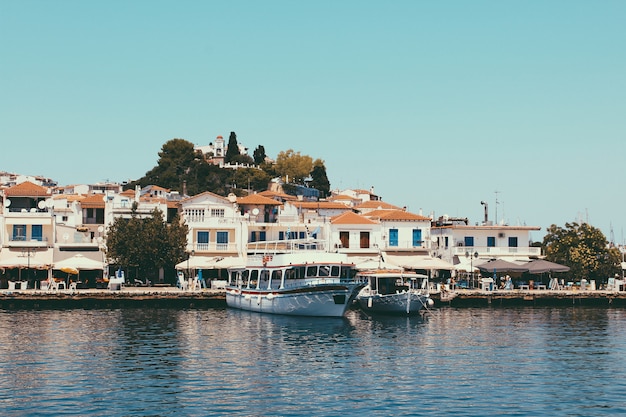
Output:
[0, 286, 226, 309]
[2, 286, 626, 309]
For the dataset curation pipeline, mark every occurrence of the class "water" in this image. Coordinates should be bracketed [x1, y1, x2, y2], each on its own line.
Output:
[1, 306, 626, 416]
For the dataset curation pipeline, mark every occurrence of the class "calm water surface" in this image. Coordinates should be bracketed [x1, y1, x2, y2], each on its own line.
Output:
[1, 306, 625, 416]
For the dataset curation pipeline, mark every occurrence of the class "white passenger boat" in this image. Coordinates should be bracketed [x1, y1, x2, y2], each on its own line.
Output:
[226, 239, 365, 317]
[356, 270, 433, 315]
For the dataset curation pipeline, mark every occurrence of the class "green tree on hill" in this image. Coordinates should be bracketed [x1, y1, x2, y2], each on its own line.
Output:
[128, 138, 327, 198]
[309, 159, 330, 198]
[225, 132, 240, 163]
[275, 149, 313, 184]
[253, 145, 267, 165]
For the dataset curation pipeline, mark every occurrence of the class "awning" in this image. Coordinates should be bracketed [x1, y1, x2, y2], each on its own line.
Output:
[351, 256, 396, 270]
[213, 256, 246, 269]
[383, 253, 455, 270]
[520, 259, 570, 274]
[0, 248, 53, 269]
[54, 254, 105, 270]
[175, 256, 245, 270]
[475, 259, 528, 273]
[452, 256, 480, 272]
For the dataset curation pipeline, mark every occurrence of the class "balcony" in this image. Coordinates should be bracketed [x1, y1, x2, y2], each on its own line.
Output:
[452, 246, 541, 258]
[6, 237, 50, 248]
[191, 242, 239, 253]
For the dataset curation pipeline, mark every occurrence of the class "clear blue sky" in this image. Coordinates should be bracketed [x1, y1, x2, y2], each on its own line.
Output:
[1, 1, 625, 243]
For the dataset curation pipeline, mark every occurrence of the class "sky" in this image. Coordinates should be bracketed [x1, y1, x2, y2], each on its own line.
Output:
[1, 1, 625, 243]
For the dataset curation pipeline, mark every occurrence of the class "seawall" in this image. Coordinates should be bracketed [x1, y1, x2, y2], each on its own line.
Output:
[431, 289, 626, 308]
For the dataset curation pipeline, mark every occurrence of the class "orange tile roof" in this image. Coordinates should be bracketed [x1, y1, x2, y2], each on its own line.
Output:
[331, 211, 379, 225]
[4, 181, 51, 197]
[292, 201, 351, 210]
[237, 194, 283, 206]
[120, 189, 135, 197]
[355, 200, 402, 210]
[258, 190, 298, 201]
[328, 194, 357, 201]
[80, 194, 106, 208]
[367, 209, 431, 221]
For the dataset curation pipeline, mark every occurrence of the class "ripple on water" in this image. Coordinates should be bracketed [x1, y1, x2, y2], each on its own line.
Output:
[1, 307, 626, 416]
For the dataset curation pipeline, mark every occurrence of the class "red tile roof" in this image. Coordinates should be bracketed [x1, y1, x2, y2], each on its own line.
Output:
[355, 200, 402, 210]
[237, 194, 283, 206]
[292, 201, 351, 210]
[367, 209, 431, 221]
[331, 211, 379, 225]
[4, 181, 51, 197]
[80, 194, 106, 208]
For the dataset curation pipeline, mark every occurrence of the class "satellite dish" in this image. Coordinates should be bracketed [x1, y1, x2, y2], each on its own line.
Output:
[252, 208, 260, 216]
[45, 198, 54, 208]
[4, 199, 10, 207]
[38, 200, 46, 209]
[227, 193, 237, 203]
[98, 226, 104, 233]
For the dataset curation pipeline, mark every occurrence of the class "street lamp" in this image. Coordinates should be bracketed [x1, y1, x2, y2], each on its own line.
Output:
[465, 250, 478, 288]
[20, 247, 36, 286]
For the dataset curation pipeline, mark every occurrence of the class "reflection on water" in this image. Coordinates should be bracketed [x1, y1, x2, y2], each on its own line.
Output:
[0, 307, 625, 416]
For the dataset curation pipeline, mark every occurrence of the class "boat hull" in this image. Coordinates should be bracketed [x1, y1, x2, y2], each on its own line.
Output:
[226, 283, 364, 317]
[357, 291, 430, 315]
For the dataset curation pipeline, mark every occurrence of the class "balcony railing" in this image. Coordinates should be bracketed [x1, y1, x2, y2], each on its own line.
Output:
[452, 246, 541, 257]
[192, 242, 238, 252]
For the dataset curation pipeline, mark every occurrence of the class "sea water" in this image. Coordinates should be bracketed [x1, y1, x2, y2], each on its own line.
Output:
[1, 306, 625, 416]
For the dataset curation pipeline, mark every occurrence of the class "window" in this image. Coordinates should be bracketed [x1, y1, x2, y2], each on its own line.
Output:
[210, 208, 225, 217]
[12, 225, 26, 241]
[340, 231, 349, 248]
[216, 231, 228, 250]
[487, 236, 496, 247]
[464, 236, 474, 247]
[197, 231, 209, 250]
[412, 229, 422, 247]
[184, 209, 205, 223]
[389, 229, 398, 247]
[250, 231, 257, 242]
[259, 231, 266, 241]
[360, 232, 370, 248]
[508, 237, 518, 247]
[31, 225, 43, 241]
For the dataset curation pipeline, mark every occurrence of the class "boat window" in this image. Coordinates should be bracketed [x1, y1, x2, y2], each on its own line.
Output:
[260, 269, 269, 280]
[340, 266, 355, 278]
[295, 266, 305, 278]
[330, 266, 340, 277]
[306, 265, 318, 277]
[249, 270, 258, 289]
[272, 270, 282, 280]
[285, 268, 295, 280]
[319, 266, 330, 277]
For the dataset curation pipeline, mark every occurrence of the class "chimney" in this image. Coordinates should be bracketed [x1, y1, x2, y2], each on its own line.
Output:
[481, 201, 488, 223]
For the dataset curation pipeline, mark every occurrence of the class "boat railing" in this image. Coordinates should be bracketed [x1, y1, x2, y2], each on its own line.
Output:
[247, 239, 327, 254]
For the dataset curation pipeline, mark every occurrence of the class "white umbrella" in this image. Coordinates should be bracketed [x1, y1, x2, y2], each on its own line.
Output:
[54, 254, 105, 270]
